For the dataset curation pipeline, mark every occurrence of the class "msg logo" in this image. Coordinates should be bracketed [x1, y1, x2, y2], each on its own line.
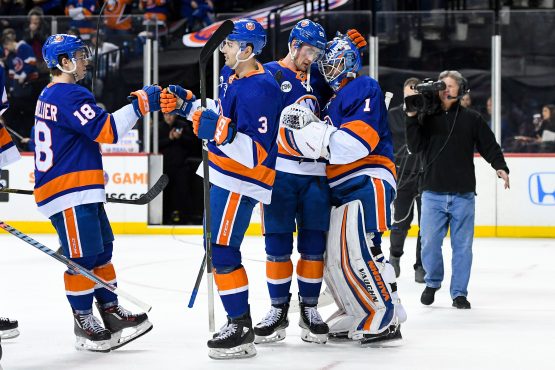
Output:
[528, 172, 555, 206]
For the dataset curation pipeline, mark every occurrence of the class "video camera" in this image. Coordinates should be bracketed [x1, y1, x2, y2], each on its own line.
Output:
[404, 79, 446, 115]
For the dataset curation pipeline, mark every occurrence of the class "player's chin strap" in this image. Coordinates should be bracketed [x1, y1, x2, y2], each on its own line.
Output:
[231, 48, 255, 70]
[56, 60, 80, 81]
[288, 42, 313, 93]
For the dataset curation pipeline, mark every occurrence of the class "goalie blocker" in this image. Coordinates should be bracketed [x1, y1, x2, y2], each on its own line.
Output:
[324, 200, 407, 344]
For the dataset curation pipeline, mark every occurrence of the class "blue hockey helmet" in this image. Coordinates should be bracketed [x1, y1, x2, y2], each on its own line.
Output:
[318, 33, 362, 91]
[226, 18, 267, 55]
[289, 19, 326, 51]
[42, 34, 91, 69]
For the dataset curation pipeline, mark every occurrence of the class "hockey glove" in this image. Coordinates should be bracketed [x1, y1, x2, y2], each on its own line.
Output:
[346, 29, 367, 51]
[128, 85, 162, 118]
[192, 109, 237, 145]
[160, 85, 196, 117]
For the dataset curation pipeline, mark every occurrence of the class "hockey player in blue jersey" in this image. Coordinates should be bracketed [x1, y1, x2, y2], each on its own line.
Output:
[161, 19, 283, 359]
[279, 30, 406, 344]
[254, 19, 333, 345]
[35, 34, 160, 352]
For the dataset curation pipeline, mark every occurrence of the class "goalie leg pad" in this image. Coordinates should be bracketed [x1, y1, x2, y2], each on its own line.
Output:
[324, 200, 400, 340]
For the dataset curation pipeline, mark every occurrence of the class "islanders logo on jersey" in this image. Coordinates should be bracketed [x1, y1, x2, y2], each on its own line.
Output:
[12, 57, 24, 73]
[246, 22, 256, 31]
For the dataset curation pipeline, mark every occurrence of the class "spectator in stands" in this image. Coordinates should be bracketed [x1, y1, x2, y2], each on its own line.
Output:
[23, 6, 49, 74]
[104, 0, 133, 36]
[140, 0, 168, 27]
[65, 0, 97, 40]
[486, 96, 513, 144]
[32, 0, 63, 15]
[460, 93, 471, 108]
[89, 31, 119, 98]
[1, 28, 39, 138]
[0, 0, 27, 17]
[158, 111, 201, 224]
[180, 0, 214, 33]
[536, 104, 555, 139]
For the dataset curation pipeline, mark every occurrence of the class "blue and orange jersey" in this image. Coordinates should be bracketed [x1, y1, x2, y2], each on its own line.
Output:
[141, 0, 168, 22]
[264, 61, 332, 176]
[104, 0, 133, 31]
[0, 66, 20, 168]
[322, 75, 396, 190]
[206, 63, 283, 204]
[65, 0, 97, 35]
[33, 83, 123, 217]
[6, 41, 38, 86]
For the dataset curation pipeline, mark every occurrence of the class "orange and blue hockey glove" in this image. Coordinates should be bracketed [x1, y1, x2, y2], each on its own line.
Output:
[128, 85, 162, 117]
[192, 109, 237, 145]
[160, 85, 196, 116]
[347, 29, 367, 51]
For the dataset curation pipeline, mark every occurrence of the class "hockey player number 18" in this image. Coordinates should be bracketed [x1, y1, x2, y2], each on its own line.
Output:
[34, 120, 54, 172]
[73, 104, 96, 126]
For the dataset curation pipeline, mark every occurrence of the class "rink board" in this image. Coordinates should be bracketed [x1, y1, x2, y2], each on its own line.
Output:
[0, 153, 553, 237]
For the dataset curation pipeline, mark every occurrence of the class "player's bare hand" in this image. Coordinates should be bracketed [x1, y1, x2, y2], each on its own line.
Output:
[497, 169, 510, 189]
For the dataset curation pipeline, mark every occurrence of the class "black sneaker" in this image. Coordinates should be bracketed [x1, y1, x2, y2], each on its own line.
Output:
[420, 286, 439, 305]
[0, 317, 19, 339]
[452, 296, 471, 309]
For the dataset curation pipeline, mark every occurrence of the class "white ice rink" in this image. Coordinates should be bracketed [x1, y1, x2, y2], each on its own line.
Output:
[1, 233, 554, 370]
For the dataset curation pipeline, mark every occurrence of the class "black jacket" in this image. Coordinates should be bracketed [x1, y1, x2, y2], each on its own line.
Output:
[406, 102, 509, 193]
[388, 104, 422, 175]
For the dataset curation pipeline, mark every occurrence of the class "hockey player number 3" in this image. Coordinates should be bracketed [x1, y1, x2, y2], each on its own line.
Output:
[35, 120, 53, 172]
[258, 116, 267, 133]
[73, 104, 96, 125]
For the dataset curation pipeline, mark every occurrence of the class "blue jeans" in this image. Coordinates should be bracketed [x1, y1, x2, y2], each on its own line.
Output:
[420, 191, 475, 299]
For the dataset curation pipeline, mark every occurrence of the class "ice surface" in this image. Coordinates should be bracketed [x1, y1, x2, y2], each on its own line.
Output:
[1, 234, 554, 370]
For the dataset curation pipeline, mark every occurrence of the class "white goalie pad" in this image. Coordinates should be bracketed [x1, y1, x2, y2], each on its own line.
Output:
[324, 200, 400, 340]
[278, 104, 337, 160]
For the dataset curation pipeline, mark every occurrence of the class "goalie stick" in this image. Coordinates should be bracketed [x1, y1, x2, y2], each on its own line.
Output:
[187, 20, 234, 333]
[0, 221, 152, 312]
[0, 174, 169, 205]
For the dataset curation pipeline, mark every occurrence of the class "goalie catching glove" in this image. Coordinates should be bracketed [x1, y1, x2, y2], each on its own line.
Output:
[160, 85, 196, 117]
[278, 104, 336, 160]
[192, 109, 237, 145]
[128, 85, 162, 117]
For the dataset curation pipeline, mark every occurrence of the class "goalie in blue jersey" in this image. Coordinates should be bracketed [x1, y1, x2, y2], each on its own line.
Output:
[278, 30, 407, 345]
[35, 34, 161, 352]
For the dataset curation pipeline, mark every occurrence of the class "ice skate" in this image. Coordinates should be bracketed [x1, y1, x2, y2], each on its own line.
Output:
[73, 312, 111, 352]
[207, 311, 256, 360]
[359, 321, 402, 347]
[95, 303, 153, 350]
[0, 317, 19, 339]
[254, 302, 289, 344]
[299, 301, 329, 344]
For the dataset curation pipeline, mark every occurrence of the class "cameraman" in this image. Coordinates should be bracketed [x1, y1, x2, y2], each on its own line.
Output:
[388, 77, 425, 283]
[405, 70, 510, 309]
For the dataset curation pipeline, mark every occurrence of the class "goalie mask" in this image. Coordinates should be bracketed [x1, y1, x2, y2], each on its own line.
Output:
[318, 33, 362, 91]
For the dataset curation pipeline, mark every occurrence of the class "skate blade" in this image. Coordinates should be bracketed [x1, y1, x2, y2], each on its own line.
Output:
[327, 331, 351, 342]
[208, 343, 257, 360]
[254, 329, 286, 344]
[110, 320, 153, 350]
[0, 328, 20, 340]
[301, 328, 328, 344]
[359, 325, 402, 347]
[75, 337, 111, 353]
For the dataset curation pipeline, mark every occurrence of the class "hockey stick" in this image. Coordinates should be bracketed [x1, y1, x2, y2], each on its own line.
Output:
[0, 221, 152, 312]
[188, 20, 234, 332]
[0, 174, 168, 205]
[91, 1, 109, 95]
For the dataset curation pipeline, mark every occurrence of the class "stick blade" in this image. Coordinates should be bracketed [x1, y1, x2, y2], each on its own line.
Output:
[199, 19, 234, 64]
